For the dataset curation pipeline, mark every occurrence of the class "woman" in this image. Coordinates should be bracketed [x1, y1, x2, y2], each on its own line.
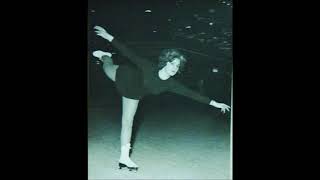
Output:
[92, 26, 230, 171]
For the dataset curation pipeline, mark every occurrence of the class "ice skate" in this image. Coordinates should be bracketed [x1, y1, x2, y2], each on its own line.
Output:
[118, 143, 139, 171]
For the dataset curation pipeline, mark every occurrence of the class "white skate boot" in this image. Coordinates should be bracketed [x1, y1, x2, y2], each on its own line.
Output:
[92, 50, 112, 60]
[118, 143, 139, 171]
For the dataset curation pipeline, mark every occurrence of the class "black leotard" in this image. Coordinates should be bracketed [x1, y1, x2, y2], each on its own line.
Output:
[111, 38, 211, 104]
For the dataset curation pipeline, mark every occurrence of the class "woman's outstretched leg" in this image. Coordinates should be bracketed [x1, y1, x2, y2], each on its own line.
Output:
[93, 50, 119, 82]
[119, 96, 139, 170]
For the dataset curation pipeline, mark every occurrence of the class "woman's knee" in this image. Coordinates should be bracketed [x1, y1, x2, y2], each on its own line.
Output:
[121, 97, 139, 126]
[101, 55, 113, 64]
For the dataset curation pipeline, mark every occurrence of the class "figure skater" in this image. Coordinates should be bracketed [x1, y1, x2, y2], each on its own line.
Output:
[92, 25, 230, 171]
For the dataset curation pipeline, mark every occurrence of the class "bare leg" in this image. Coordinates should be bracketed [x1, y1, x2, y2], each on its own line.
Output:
[98, 55, 139, 169]
[99, 55, 139, 168]
[101, 55, 119, 82]
[121, 97, 139, 146]
[101, 55, 139, 145]
[119, 96, 139, 168]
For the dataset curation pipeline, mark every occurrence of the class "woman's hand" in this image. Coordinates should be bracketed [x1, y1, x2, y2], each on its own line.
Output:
[210, 100, 231, 113]
[94, 26, 114, 41]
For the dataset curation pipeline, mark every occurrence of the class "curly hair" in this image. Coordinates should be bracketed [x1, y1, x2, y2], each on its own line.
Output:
[158, 49, 187, 73]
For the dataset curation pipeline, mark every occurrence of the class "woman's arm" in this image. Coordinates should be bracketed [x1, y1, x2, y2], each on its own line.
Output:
[94, 26, 151, 69]
[169, 80, 230, 113]
[209, 100, 231, 113]
[94, 26, 114, 42]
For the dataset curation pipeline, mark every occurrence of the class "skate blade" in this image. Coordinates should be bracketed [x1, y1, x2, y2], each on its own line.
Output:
[118, 163, 138, 172]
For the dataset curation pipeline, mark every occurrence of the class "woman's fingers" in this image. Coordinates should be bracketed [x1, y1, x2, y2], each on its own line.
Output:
[95, 32, 104, 37]
[94, 26, 104, 30]
[94, 26, 106, 32]
[222, 104, 230, 111]
[97, 34, 104, 38]
[95, 30, 104, 34]
[219, 104, 231, 113]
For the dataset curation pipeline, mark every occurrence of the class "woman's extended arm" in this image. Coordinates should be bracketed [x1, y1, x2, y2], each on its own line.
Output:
[169, 80, 230, 113]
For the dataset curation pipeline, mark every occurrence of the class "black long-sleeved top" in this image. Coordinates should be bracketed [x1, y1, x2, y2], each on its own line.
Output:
[111, 38, 211, 104]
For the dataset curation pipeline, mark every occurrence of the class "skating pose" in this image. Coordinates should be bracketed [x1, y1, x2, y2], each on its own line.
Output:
[92, 25, 230, 171]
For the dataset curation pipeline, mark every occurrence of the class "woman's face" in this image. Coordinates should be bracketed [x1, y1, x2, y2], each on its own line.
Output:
[165, 58, 181, 76]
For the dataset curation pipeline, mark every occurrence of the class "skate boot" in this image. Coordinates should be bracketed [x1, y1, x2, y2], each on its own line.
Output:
[118, 143, 139, 171]
[92, 50, 112, 60]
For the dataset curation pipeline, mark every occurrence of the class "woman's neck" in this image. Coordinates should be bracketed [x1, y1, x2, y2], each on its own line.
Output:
[158, 68, 170, 80]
